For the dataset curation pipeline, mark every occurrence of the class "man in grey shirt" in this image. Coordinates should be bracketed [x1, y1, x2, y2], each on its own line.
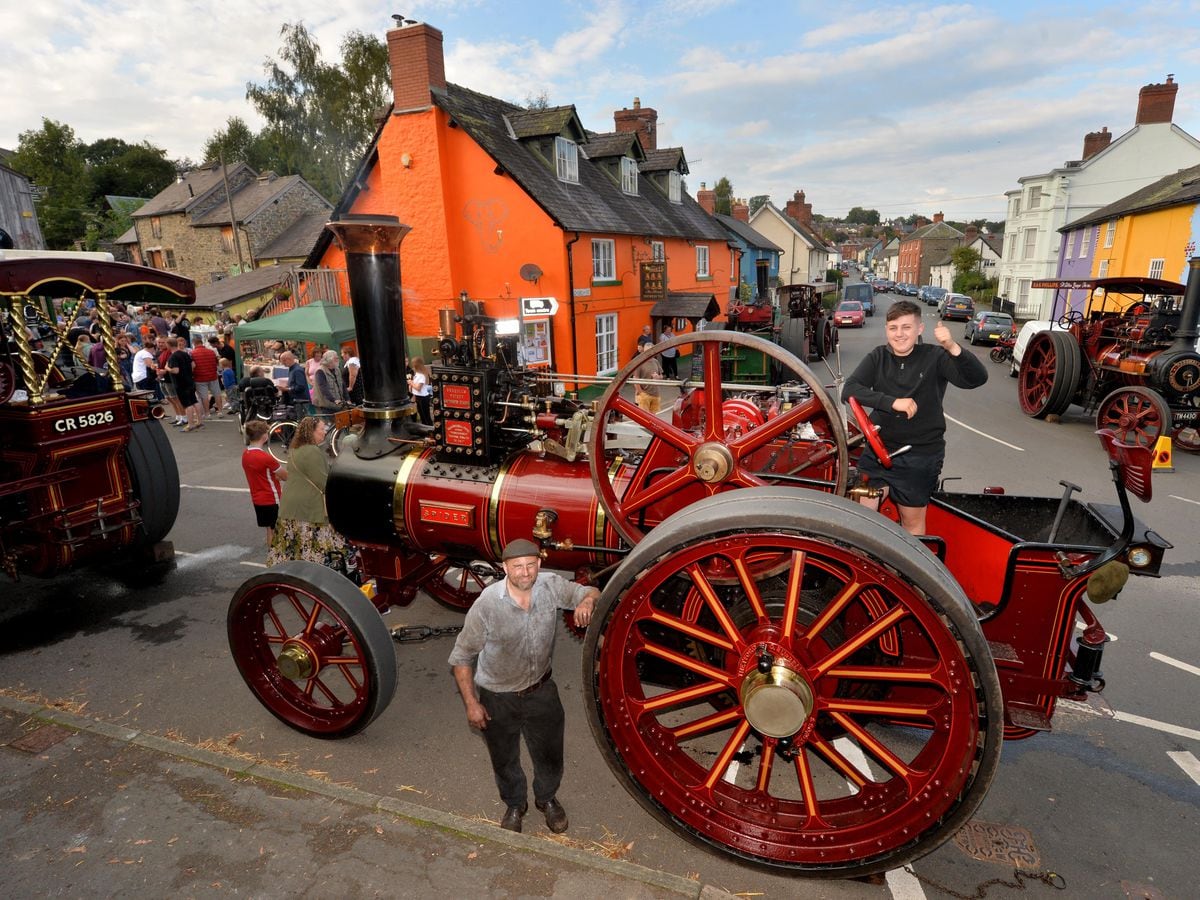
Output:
[448, 539, 598, 834]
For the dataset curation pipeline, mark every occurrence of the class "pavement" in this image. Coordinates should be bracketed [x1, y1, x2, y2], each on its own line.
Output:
[0, 694, 734, 899]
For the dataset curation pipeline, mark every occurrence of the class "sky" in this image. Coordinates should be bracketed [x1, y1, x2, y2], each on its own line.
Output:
[5, 0, 1200, 223]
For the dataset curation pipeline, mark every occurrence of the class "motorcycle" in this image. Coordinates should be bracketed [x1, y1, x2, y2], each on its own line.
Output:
[989, 333, 1016, 364]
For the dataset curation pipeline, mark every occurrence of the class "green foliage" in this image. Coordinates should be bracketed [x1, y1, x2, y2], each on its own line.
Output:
[748, 194, 769, 216]
[825, 268, 844, 286]
[9, 119, 90, 249]
[950, 246, 982, 276]
[86, 139, 176, 202]
[713, 176, 733, 216]
[846, 206, 880, 226]
[203, 117, 273, 171]
[954, 271, 995, 297]
[245, 22, 391, 201]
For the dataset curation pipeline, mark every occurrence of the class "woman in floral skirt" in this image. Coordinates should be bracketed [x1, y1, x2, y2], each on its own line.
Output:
[267, 417, 351, 567]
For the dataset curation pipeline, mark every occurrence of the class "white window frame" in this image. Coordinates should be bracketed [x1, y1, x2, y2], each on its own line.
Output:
[620, 157, 638, 195]
[651, 240, 665, 261]
[668, 171, 682, 203]
[1080, 225, 1091, 257]
[1148, 258, 1165, 280]
[591, 239, 616, 282]
[1011, 196, 1021, 217]
[555, 136, 579, 183]
[1022, 227, 1037, 260]
[595, 313, 618, 376]
[1104, 219, 1116, 248]
[730, 248, 738, 281]
[1097, 259, 1109, 278]
[1018, 278, 1031, 309]
[696, 245, 710, 278]
[1028, 186, 1042, 209]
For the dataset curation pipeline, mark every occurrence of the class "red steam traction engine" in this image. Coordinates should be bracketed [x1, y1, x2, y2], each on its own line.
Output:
[229, 216, 1172, 879]
[1, 253, 190, 580]
[1019, 271, 1200, 452]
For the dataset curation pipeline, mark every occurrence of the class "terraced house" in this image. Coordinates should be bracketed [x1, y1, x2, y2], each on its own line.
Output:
[306, 19, 730, 376]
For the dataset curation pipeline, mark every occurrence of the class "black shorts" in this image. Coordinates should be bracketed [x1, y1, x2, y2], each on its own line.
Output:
[253, 504, 279, 529]
[858, 448, 944, 507]
[176, 383, 198, 407]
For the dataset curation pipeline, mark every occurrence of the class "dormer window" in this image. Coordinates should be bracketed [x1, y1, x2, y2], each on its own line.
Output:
[621, 157, 638, 195]
[555, 137, 579, 183]
[668, 171, 681, 203]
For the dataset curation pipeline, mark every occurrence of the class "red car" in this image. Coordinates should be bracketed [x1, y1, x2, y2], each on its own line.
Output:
[834, 300, 865, 327]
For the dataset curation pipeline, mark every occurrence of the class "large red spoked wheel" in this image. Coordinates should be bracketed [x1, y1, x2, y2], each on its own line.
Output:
[1018, 330, 1081, 418]
[584, 488, 1003, 877]
[1095, 386, 1171, 448]
[228, 561, 396, 738]
[847, 396, 891, 468]
[420, 555, 504, 611]
[589, 331, 849, 546]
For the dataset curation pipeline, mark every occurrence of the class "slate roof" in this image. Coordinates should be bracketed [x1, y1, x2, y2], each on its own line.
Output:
[1064, 162, 1200, 231]
[757, 202, 830, 251]
[434, 83, 726, 240]
[256, 212, 330, 261]
[193, 265, 294, 310]
[650, 292, 720, 321]
[105, 195, 148, 215]
[640, 147, 688, 174]
[714, 214, 781, 252]
[506, 106, 585, 140]
[582, 131, 644, 160]
[900, 221, 963, 243]
[114, 226, 138, 245]
[926, 250, 954, 267]
[134, 163, 242, 217]
[190, 174, 329, 227]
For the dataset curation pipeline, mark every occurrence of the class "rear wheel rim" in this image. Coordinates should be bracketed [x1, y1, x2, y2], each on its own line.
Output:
[1097, 387, 1170, 447]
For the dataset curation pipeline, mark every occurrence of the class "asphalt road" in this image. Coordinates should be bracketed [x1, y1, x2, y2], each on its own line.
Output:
[2, 302, 1198, 898]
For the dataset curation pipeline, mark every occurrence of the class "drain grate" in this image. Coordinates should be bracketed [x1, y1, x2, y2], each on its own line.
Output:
[954, 821, 1041, 869]
[9, 724, 73, 754]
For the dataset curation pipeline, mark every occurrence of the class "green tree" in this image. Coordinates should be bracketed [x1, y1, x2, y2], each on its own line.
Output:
[950, 246, 982, 277]
[9, 119, 90, 249]
[748, 194, 769, 216]
[846, 206, 880, 226]
[713, 176, 733, 216]
[245, 22, 391, 201]
[86, 140, 176, 202]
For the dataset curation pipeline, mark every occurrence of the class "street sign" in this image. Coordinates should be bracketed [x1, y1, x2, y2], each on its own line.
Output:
[521, 296, 559, 316]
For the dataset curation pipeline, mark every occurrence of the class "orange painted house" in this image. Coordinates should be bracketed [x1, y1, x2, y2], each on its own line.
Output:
[306, 21, 731, 378]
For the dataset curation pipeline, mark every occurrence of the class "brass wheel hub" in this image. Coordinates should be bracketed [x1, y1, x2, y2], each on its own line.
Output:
[740, 662, 815, 738]
[692, 442, 734, 483]
[277, 640, 319, 680]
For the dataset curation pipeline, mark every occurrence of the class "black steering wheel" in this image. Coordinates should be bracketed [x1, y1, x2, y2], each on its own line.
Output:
[1057, 310, 1085, 328]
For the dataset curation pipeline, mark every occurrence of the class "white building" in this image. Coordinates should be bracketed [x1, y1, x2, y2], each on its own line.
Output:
[748, 190, 833, 288]
[995, 77, 1200, 318]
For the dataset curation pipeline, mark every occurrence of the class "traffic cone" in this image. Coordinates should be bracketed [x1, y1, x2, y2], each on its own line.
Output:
[1152, 435, 1174, 473]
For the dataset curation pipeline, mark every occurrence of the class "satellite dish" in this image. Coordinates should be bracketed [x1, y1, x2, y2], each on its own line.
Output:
[519, 263, 543, 283]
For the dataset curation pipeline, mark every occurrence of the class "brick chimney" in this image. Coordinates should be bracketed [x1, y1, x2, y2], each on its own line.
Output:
[697, 182, 716, 216]
[963, 224, 978, 244]
[1082, 126, 1112, 159]
[1136, 75, 1178, 125]
[387, 21, 446, 113]
[933, 211, 944, 224]
[614, 97, 658, 151]
[914, 217, 928, 228]
[731, 198, 749, 223]
[785, 190, 813, 228]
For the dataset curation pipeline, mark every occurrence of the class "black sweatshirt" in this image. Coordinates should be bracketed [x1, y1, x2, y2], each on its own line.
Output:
[842, 343, 988, 453]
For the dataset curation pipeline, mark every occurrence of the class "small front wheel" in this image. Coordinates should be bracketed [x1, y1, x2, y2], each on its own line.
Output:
[267, 420, 297, 463]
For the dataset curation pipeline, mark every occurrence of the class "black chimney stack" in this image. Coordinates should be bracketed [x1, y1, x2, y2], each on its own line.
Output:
[325, 214, 426, 458]
[1172, 256, 1200, 349]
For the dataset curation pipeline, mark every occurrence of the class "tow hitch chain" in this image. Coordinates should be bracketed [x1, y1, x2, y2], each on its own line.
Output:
[389, 624, 464, 643]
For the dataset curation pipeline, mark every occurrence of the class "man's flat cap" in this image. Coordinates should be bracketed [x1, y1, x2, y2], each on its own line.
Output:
[502, 539, 541, 560]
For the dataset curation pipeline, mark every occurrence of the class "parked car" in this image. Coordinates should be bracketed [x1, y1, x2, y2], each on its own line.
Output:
[874, 279, 895, 294]
[939, 293, 975, 321]
[963, 310, 1016, 345]
[899, 283, 918, 296]
[842, 282, 875, 316]
[920, 286, 947, 307]
[1010, 318, 1066, 377]
[834, 300, 865, 328]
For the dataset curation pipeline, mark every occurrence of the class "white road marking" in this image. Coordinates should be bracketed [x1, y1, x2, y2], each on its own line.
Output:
[1167, 750, 1200, 786]
[945, 414, 1025, 452]
[1150, 651, 1200, 678]
[1168, 494, 1200, 506]
[180, 484, 250, 493]
[833, 738, 928, 899]
[1061, 699, 1200, 740]
[239, 561, 268, 569]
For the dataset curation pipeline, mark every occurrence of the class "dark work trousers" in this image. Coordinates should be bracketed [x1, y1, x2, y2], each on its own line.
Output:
[477, 679, 565, 807]
[661, 353, 678, 378]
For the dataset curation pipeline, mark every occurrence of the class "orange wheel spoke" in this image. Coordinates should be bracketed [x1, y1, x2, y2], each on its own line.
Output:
[801, 578, 864, 646]
[642, 680, 731, 712]
[826, 664, 938, 683]
[686, 564, 747, 651]
[643, 642, 736, 685]
[755, 740, 775, 793]
[828, 712, 916, 780]
[623, 465, 697, 514]
[611, 395, 696, 454]
[732, 555, 768, 622]
[808, 735, 869, 788]
[793, 746, 826, 825]
[811, 605, 908, 677]
[781, 549, 806, 640]
[264, 607, 289, 641]
[821, 697, 939, 722]
[671, 706, 744, 741]
[647, 609, 736, 651]
[703, 719, 752, 790]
